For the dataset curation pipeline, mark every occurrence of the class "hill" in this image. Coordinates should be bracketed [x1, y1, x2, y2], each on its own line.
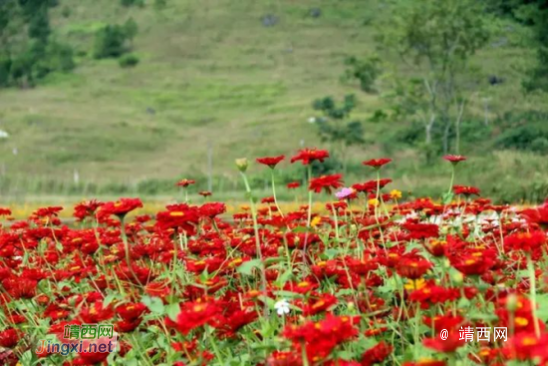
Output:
[0, 0, 547, 202]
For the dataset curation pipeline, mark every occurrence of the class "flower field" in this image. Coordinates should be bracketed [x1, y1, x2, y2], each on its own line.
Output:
[1, 149, 548, 366]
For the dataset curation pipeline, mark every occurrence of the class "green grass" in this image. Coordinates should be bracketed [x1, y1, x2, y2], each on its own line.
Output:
[0, 0, 546, 201]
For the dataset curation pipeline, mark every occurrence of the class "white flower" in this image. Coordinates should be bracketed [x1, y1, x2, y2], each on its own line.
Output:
[308, 117, 316, 124]
[274, 299, 290, 316]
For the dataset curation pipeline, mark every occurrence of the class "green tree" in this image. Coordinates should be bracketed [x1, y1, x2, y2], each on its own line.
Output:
[378, 0, 491, 154]
[310, 95, 366, 172]
[342, 55, 381, 93]
[94, 20, 139, 59]
[516, 1, 548, 92]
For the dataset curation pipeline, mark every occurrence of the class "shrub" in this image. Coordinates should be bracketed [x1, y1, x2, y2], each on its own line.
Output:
[120, 0, 144, 6]
[93, 20, 138, 59]
[531, 137, 548, 154]
[495, 125, 548, 151]
[93, 25, 129, 59]
[119, 54, 139, 68]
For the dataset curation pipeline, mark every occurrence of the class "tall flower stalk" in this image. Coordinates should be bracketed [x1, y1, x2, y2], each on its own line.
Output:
[237, 158, 268, 316]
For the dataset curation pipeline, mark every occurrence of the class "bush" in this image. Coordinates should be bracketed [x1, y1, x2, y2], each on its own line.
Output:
[342, 56, 381, 93]
[495, 125, 548, 151]
[119, 54, 139, 68]
[531, 137, 548, 154]
[94, 25, 129, 59]
[93, 20, 138, 59]
[121, 0, 144, 6]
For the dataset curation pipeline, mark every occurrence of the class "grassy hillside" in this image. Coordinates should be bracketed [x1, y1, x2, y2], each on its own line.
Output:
[0, 0, 547, 201]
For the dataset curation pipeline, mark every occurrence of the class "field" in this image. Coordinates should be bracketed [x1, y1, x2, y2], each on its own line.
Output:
[2, 1, 548, 365]
[1, 152, 548, 365]
[0, 0, 547, 202]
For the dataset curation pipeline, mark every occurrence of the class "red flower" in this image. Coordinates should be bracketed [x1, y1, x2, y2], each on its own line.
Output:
[199, 190, 212, 197]
[0, 208, 12, 216]
[287, 182, 301, 189]
[257, 155, 285, 168]
[309, 174, 343, 194]
[505, 332, 548, 362]
[403, 222, 439, 240]
[267, 351, 302, 366]
[176, 179, 196, 187]
[0, 328, 21, 348]
[504, 230, 546, 253]
[361, 341, 393, 366]
[449, 248, 496, 276]
[73, 200, 103, 221]
[521, 200, 548, 226]
[302, 294, 338, 316]
[423, 330, 465, 353]
[116, 302, 148, 321]
[75, 337, 113, 365]
[170, 301, 221, 335]
[363, 158, 392, 168]
[396, 254, 433, 279]
[283, 314, 359, 362]
[453, 185, 480, 196]
[98, 198, 143, 220]
[443, 155, 467, 164]
[290, 148, 329, 165]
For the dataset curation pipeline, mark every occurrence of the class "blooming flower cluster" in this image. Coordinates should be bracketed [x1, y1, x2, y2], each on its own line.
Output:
[0, 150, 547, 365]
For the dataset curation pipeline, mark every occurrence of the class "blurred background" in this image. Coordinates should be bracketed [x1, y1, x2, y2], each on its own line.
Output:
[0, 0, 548, 207]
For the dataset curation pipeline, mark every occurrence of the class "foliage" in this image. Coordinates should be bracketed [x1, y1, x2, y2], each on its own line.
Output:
[494, 111, 548, 154]
[94, 19, 138, 59]
[310, 95, 366, 170]
[0, 0, 74, 87]
[342, 55, 381, 93]
[120, 0, 145, 7]
[311, 95, 365, 146]
[376, 0, 491, 155]
[119, 53, 140, 68]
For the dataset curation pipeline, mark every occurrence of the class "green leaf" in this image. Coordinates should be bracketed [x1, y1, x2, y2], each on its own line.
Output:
[141, 295, 165, 315]
[165, 303, 180, 321]
[536, 293, 548, 322]
[103, 293, 119, 308]
[442, 192, 454, 205]
[274, 270, 293, 288]
[324, 248, 341, 259]
[292, 226, 311, 233]
[237, 259, 264, 276]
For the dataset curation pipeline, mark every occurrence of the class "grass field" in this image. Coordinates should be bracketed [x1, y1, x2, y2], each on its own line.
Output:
[0, 0, 547, 201]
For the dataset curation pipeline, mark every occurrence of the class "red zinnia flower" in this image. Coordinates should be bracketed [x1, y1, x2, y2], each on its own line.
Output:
[98, 198, 143, 220]
[453, 185, 480, 196]
[363, 158, 392, 169]
[171, 301, 221, 335]
[287, 182, 300, 189]
[309, 174, 343, 194]
[443, 155, 466, 164]
[176, 179, 196, 187]
[290, 148, 329, 165]
[74, 200, 103, 221]
[361, 341, 393, 366]
[423, 330, 465, 353]
[505, 332, 548, 362]
[396, 255, 433, 279]
[257, 155, 285, 169]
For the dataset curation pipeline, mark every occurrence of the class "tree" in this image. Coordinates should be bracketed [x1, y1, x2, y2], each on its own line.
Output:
[377, 0, 491, 154]
[515, 1, 548, 92]
[310, 95, 366, 172]
[94, 20, 139, 59]
[342, 55, 381, 93]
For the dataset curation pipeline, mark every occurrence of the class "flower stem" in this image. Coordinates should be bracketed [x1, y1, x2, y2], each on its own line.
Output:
[240, 171, 269, 317]
[527, 253, 541, 337]
[270, 169, 284, 218]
